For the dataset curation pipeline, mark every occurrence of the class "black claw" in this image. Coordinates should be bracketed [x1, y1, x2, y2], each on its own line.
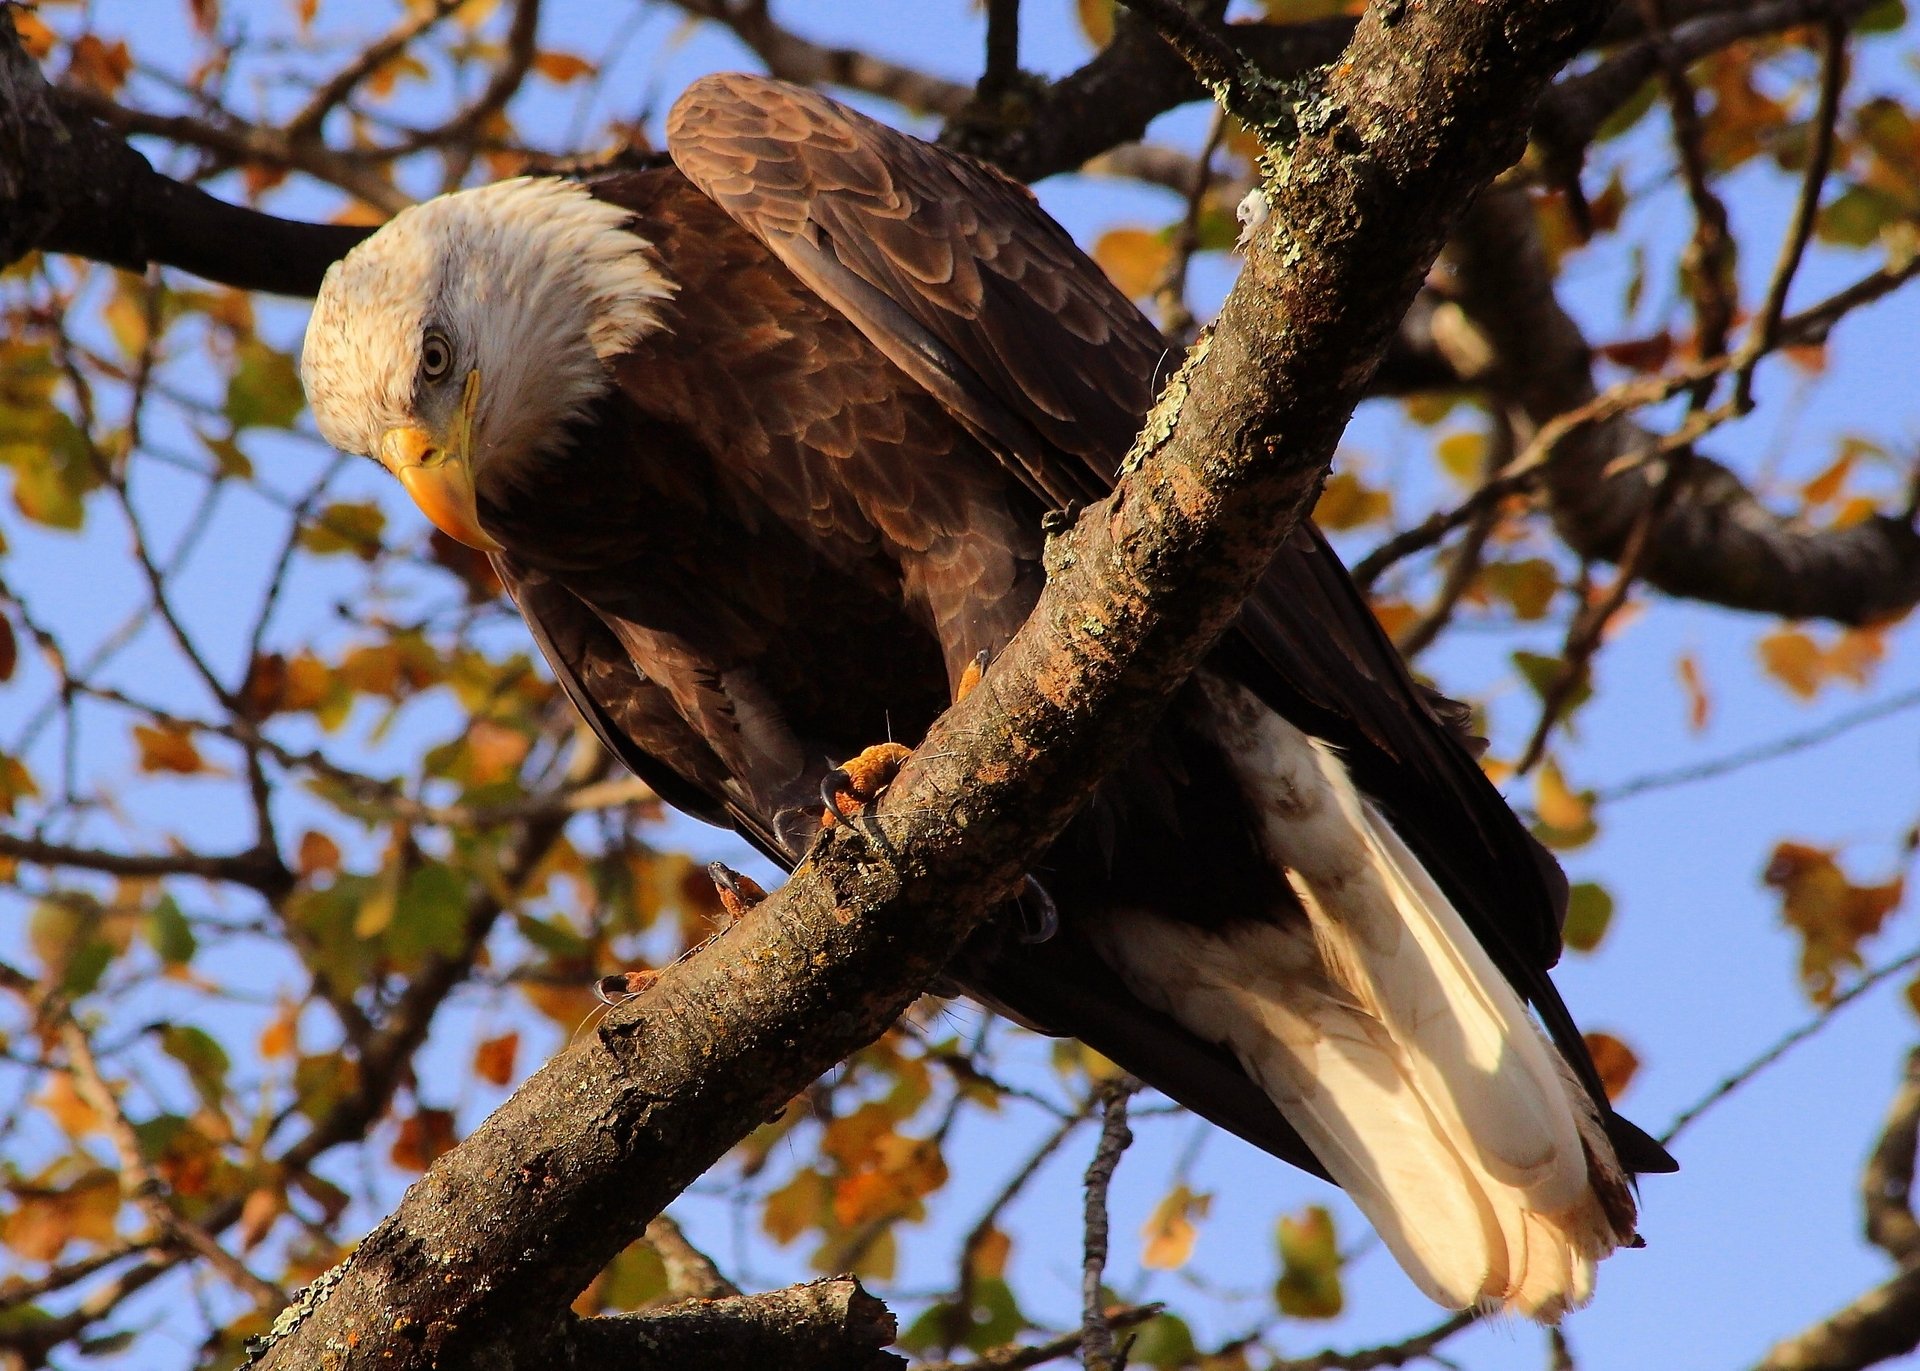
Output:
[819, 766, 856, 828]
[1016, 874, 1059, 944]
[594, 971, 653, 1004]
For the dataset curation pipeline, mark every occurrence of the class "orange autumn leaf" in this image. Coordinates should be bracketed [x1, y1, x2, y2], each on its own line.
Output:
[1766, 841, 1906, 1004]
[474, 1031, 519, 1087]
[1092, 227, 1172, 300]
[1677, 650, 1711, 732]
[390, 1107, 458, 1172]
[133, 722, 204, 774]
[1582, 1032, 1640, 1100]
[67, 34, 133, 97]
[533, 51, 594, 83]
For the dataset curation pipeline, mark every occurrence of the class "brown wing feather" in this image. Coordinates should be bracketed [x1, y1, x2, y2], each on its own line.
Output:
[666, 74, 1674, 1173]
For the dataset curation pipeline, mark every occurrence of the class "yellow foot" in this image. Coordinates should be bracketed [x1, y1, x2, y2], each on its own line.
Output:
[821, 741, 912, 828]
[707, 861, 768, 921]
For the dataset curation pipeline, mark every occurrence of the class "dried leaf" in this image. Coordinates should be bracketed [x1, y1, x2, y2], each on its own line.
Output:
[533, 50, 594, 83]
[238, 1186, 282, 1251]
[1140, 1184, 1209, 1270]
[1092, 227, 1172, 300]
[296, 830, 341, 879]
[1677, 650, 1710, 732]
[390, 1107, 457, 1172]
[1758, 628, 1823, 699]
[0, 615, 15, 682]
[1583, 1031, 1640, 1100]
[133, 722, 204, 774]
[1767, 841, 1906, 1004]
[474, 1031, 519, 1087]
[67, 35, 133, 97]
[38, 1073, 103, 1139]
[14, 12, 56, 58]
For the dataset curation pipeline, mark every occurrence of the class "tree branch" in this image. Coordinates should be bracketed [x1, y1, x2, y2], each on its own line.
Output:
[559, 1277, 901, 1371]
[1444, 181, 1920, 625]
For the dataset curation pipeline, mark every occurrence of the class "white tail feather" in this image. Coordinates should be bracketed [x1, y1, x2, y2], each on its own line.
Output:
[1090, 675, 1634, 1320]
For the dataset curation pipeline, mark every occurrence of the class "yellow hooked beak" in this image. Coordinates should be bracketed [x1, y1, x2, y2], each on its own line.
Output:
[378, 370, 502, 552]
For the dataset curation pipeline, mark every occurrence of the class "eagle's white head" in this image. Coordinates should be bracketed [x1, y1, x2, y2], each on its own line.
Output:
[300, 177, 674, 549]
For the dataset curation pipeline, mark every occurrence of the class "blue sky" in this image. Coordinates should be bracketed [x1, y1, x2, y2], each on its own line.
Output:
[5, 2, 1920, 1367]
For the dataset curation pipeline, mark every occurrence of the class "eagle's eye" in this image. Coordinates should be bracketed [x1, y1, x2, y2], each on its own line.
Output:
[421, 329, 454, 382]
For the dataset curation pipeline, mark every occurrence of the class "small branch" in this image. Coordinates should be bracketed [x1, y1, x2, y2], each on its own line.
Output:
[918, 1306, 1163, 1371]
[284, 0, 466, 144]
[1863, 1048, 1920, 1267]
[1733, 16, 1848, 412]
[1596, 685, 1920, 804]
[383, 0, 542, 157]
[1080, 1079, 1138, 1371]
[0, 832, 294, 898]
[982, 0, 1022, 98]
[645, 1215, 742, 1300]
[1663, 948, 1920, 1148]
[561, 1277, 902, 1371]
[1269, 1308, 1481, 1371]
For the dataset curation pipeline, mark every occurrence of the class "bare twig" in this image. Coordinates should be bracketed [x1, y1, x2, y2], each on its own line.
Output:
[646, 1215, 743, 1300]
[917, 1306, 1162, 1371]
[1080, 1078, 1138, 1371]
[1733, 16, 1849, 413]
[1596, 685, 1920, 804]
[1269, 1308, 1480, 1371]
[1663, 948, 1920, 1147]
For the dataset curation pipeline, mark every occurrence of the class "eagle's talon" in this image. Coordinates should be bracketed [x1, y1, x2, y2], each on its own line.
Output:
[819, 741, 912, 827]
[594, 969, 659, 1004]
[1016, 874, 1059, 944]
[707, 860, 767, 920]
[956, 648, 991, 704]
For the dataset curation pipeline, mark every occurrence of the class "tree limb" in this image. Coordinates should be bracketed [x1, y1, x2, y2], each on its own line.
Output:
[559, 1277, 901, 1371]
[1444, 182, 1920, 625]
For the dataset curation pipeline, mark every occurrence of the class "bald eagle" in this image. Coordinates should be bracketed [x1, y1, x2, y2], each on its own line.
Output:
[300, 72, 1673, 1318]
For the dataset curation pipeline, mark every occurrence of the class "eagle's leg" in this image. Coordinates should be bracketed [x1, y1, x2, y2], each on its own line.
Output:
[820, 741, 913, 827]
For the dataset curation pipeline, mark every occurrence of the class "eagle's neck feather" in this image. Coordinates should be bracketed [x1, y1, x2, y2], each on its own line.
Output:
[450, 179, 676, 483]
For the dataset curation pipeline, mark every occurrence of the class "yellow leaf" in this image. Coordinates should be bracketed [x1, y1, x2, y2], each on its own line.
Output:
[133, 722, 204, 774]
[1826, 627, 1886, 686]
[1582, 1032, 1640, 1100]
[258, 999, 299, 1060]
[365, 52, 429, 101]
[762, 1168, 830, 1245]
[1534, 758, 1591, 832]
[1435, 430, 1485, 484]
[1141, 1184, 1209, 1270]
[533, 50, 594, 83]
[1076, 0, 1115, 47]
[1092, 227, 1172, 300]
[1767, 841, 1906, 1004]
[1274, 1205, 1343, 1319]
[38, 1073, 103, 1139]
[1313, 470, 1391, 530]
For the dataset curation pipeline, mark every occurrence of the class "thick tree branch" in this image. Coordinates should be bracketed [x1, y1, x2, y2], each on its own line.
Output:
[1445, 183, 1920, 625]
[0, 12, 368, 293]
